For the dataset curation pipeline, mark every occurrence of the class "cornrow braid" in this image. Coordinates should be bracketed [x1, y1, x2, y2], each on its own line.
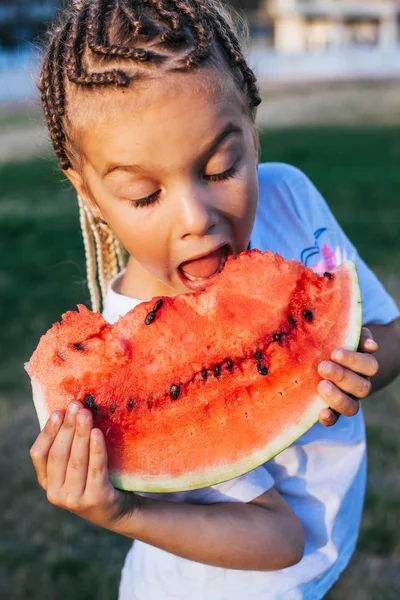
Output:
[86, 0, 167, 65]
[166, 0, 212, 68]
[208, 9, 261, 110]
[40, 0, 261, 310]
[40, 22, 72, 169]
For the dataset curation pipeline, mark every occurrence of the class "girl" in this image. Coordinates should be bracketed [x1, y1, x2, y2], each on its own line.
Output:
[30, 1, 400, 598]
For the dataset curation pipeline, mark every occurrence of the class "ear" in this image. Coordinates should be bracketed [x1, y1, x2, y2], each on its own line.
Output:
[63, 167, 105, 222]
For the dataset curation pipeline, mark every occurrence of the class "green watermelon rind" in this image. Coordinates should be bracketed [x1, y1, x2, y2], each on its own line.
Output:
[110, 260, 362, 493]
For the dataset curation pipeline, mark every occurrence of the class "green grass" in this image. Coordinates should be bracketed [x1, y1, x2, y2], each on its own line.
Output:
[1, 126, 399, 599]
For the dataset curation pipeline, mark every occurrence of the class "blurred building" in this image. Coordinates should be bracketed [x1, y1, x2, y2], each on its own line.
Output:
[263, 1, 400, 54]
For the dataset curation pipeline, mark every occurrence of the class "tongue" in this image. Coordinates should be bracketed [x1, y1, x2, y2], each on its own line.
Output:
[180, 248, 224, 279]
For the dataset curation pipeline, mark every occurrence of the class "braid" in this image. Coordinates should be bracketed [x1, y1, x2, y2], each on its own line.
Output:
[209, 11, 261, 109]
[40, 23, 72, 169]
[164, 0, 211, 68]
[77, 195, 126, 312]
[78, 195, 101, 312]
[66, 2, 132, 86]
[86, 0, 166, 65]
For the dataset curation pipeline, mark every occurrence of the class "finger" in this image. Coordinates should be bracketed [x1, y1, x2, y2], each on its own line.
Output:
[318, 407, 340, 427]
[318, 380, 360, 417]
[319, 361, 372, 398]
[47, 401, 81, 489]
[329, 348, 379, 377]
[358, 327, 378, 353]
[64, 409, 93, 496]
[86, 428, 110, 492]
[359, 337, 378, 353]
[30, 411, 63, 489]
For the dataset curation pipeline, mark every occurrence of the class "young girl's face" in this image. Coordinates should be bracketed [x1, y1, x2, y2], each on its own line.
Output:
[68, 66, 259, 299]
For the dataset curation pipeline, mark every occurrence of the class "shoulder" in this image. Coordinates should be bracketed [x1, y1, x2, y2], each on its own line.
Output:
[257, 162, 311, 189]
[257, 162, 322, 212]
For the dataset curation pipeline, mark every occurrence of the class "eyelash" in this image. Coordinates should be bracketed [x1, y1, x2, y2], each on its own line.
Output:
[130, 165, 238, 208]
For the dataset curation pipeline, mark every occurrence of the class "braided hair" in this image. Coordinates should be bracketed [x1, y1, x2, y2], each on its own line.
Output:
[39, 0, 261, 311]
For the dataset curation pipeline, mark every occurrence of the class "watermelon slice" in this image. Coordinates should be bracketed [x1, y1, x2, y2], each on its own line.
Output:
[25, 250, 361, 493]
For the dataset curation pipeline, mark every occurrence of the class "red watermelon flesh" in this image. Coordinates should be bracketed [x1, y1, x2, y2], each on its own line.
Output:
[25, 250, 361, 492]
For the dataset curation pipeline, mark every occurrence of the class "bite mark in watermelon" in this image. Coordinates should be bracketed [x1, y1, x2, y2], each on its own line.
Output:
[25, 250, 362, 492]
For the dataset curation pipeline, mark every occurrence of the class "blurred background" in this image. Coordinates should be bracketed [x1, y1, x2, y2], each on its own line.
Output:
[1, 1, 399, 599]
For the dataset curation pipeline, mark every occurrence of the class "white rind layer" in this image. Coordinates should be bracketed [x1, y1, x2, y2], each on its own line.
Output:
[340, 260, 362, 351]
[30, 376, 50, 430]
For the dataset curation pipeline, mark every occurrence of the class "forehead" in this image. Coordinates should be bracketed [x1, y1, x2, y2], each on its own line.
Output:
[67, 67, 248, 167]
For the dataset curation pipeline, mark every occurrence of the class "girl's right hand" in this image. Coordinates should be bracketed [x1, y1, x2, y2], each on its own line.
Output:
[30, 401, 138, 529]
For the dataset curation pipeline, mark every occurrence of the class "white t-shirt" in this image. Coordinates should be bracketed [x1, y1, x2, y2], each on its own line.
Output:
[102, 163, 399, 600]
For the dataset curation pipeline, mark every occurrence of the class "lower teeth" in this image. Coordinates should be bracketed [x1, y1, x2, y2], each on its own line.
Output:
[183, 254, 227, 282]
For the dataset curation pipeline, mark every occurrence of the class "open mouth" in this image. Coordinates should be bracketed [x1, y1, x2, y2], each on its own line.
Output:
[178, 244, 231, 291]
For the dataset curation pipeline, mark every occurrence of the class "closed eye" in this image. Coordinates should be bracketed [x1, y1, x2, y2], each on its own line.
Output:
[205, 165, 237, 182]
[129, 165, 237, 208]
[129, 190, 161, 208]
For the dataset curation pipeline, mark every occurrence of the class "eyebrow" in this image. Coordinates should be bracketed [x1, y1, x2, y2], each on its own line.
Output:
[101, 122, 243, 179]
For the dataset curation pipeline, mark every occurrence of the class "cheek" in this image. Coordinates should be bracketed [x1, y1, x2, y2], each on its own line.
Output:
[106, 205, 169, 262]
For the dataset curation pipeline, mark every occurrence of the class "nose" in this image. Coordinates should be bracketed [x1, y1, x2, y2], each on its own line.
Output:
[176, 182, 218, 239]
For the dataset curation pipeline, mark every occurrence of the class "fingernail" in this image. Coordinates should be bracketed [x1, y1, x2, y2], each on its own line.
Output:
[91, 429, 102, 442]
[320, 381, 332, 394]
[366, 338, 377, 346]
[77, 413, 88, 424]
[51, 412, 60, 423]
[320, 361, 332, 376]
[333, 350, 344, 361]
[68, 402, 79, 414]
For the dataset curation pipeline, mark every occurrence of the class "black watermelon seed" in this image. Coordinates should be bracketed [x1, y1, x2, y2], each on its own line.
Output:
[201, 369, 208, 380]
[257, 363, 268, 376]
[254, 350, 263, 362]
[273, 333, 282, 343]
[303, 310, 313, 322]
[324, 272, 333, 279]
[84, 394, 97, 417]
[144, 311, 156, 325]
[109, 404, 116, 415]
[128, 399, 135, 411]
[170, 384, 180, 400]
[73, 343, 85, 351]
[213, 365, 221, 378]
[226, 358, 233, 371]
[289, 318, 296, 328]
[153, 299, 164, 312]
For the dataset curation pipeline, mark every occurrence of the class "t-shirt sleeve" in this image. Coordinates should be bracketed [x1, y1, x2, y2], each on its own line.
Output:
[293, 167, 400, 326]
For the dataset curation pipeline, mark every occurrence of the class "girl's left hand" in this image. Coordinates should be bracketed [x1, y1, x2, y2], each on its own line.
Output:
[317, 327, 379, 427]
